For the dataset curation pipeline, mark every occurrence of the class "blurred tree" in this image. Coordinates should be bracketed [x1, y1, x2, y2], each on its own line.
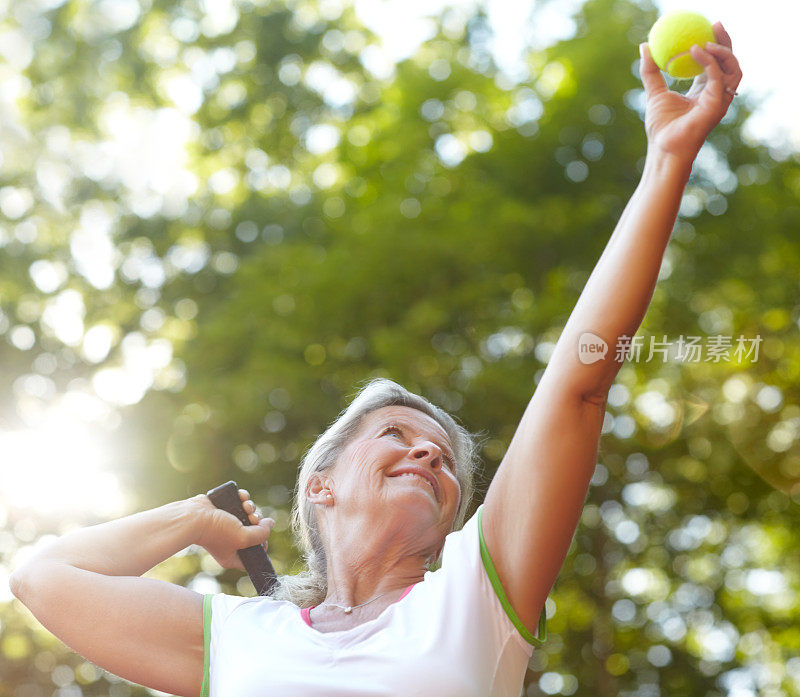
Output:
[1, 0, 799, 695]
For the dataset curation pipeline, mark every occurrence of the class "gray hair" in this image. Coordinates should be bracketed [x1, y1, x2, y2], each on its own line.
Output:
[269, 378, 483, 608]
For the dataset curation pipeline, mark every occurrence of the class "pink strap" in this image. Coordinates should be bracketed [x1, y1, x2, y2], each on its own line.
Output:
[300, 583, 417, 628]
[398, 583, 416, 601]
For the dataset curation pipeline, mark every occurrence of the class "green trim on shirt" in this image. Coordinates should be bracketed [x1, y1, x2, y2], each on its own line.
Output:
[202, 594, 212, 697]
[477, 506, 547, 646]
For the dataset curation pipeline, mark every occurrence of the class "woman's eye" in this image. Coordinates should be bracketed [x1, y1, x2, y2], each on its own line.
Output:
[382, 426, 455, 470]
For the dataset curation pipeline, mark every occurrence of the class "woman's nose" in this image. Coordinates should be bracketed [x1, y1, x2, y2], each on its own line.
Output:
[409, 442, 443, 468]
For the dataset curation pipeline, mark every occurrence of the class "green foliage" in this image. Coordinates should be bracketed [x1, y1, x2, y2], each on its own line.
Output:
[1, 0, 799, 695]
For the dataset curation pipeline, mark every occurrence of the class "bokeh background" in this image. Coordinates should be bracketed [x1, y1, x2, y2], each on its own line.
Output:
[1, 0, 799, 695]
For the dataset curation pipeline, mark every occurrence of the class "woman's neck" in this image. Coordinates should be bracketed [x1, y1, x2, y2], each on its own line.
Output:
[318, 514, 432, 610]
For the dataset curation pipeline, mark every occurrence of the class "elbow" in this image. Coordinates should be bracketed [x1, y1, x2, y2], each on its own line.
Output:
[577, 370, 616, 407]
[9, 561, 47, 601]
[580, 388, 609, 409]
[9, 569, 28, 600]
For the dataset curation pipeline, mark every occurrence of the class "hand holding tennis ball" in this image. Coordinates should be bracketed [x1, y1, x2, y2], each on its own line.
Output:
[638, 15, 743, 162]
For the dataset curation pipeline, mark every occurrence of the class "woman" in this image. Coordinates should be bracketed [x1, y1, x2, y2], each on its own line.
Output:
[10, 28, 742, 697]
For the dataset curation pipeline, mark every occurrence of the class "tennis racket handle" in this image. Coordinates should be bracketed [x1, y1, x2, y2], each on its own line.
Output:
[205, 480, 279, 596]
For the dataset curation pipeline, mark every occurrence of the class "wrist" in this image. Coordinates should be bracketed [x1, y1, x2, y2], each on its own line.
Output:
[642, 147, 695, 185]
[183, 495, 213, 545]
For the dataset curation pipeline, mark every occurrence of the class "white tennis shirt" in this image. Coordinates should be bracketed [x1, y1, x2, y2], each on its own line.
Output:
[201, 504, 547, 697]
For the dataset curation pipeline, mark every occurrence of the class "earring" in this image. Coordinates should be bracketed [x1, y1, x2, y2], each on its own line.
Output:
[325, 492, 333, 500]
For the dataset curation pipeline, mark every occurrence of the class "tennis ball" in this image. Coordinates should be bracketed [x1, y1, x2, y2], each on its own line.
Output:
[647, 10, 716, 79]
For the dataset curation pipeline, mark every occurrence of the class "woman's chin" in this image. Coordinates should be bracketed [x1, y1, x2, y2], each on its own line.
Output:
[388, 480, 439, 506]
[388, 491, 442, 520]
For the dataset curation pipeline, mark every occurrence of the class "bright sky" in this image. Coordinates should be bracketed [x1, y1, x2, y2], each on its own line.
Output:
[354, 0, 799, 154]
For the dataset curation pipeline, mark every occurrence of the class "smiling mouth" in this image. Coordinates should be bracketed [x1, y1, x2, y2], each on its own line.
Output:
[391, 472, 438, 499]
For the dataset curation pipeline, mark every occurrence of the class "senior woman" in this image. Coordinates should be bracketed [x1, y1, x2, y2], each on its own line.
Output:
[9, 27, 742, 697]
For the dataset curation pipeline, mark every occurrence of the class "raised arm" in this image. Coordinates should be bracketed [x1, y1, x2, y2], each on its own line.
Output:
[482, 24, 743, 637]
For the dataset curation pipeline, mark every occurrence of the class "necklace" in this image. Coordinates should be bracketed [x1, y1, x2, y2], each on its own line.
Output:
[319, 591, 388, 614]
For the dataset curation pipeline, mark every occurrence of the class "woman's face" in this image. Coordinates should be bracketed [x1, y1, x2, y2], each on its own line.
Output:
[317, 405, 462, 548]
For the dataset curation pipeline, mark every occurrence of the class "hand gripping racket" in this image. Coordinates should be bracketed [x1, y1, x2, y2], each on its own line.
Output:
[206, 480, 278, 596]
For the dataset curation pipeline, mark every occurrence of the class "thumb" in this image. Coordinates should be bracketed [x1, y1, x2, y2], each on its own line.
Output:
[233, 518, 274, 571]
[639, 43, 667, 99]
[251, 517, 275, 544]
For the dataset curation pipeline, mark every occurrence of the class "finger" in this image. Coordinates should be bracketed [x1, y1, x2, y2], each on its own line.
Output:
[703, 42, 742, 80]
[690, 44, 731, 113]
[712, 21, 732, 50]
[690, 44, 725, 100]
[639, 43, 667, 98]
[238, 488, 250, 500]
[243, 519, 272, 550]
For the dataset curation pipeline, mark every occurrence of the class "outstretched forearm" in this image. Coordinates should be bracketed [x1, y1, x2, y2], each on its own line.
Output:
[11, 498, 202, 579]
[545, 149, 692, 401]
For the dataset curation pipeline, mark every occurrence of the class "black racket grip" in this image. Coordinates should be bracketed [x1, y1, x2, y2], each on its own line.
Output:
[205, 480, 278, 596]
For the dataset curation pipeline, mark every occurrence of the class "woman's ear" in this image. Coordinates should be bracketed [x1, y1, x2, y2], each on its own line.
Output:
[307, 472, 333, 505]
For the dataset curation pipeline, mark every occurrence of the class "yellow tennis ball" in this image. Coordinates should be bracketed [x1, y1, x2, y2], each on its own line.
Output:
[647, 10, 716, 79]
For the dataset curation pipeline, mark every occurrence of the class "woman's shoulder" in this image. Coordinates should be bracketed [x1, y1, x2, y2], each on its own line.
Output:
[206, 592, 289, 622]
[441, 505, 482, 560]
[418, 505, 482, 582]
